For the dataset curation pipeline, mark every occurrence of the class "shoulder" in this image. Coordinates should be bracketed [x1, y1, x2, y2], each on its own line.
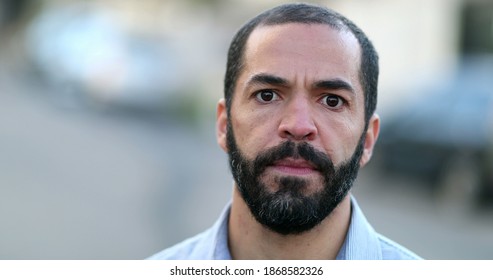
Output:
[147, 229, 214, 260]
[346, 195, 422, 260]
[147, 202, 233, 260]
[377, 234, 423, 260]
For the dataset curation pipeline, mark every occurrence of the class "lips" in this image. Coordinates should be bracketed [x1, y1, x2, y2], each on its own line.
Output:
[270, 158, 318, 175]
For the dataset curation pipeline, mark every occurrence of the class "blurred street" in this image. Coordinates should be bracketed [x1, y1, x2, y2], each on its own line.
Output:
[353, 168, 493, 259]
[0, 65, 232, 259]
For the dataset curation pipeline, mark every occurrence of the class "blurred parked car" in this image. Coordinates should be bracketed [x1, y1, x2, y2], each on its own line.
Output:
[376, 56, 493, 207]
[23, 3, 187, 113]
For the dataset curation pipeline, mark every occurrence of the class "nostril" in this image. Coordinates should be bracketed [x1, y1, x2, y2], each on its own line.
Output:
[280, 128, 315, 141]
[278, 116, 317, 140]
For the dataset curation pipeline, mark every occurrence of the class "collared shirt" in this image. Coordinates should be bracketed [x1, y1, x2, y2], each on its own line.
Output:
[147, 196, 422, 260]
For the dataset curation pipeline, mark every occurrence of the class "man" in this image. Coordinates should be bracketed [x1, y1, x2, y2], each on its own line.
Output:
[149, 3, 421, 260]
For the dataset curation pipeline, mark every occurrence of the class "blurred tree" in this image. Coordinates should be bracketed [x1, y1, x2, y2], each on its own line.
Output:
[185, 0, 226, 9]
[0, 0, 28, 26]
[461, 0, 493, 54]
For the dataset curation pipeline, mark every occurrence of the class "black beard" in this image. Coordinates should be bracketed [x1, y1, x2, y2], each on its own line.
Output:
[226, 121, 365, 235]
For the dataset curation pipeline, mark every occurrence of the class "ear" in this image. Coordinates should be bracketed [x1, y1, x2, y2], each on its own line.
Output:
[216, 98, 229, 152]
[359, 113, 380, 167]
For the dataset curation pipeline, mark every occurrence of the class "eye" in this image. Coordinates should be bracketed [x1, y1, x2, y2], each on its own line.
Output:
[321, 95, 344, 109]
[255, 90, 279, 103]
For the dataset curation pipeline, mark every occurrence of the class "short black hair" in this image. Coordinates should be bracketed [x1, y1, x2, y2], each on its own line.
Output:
[224, 3, 379, 124]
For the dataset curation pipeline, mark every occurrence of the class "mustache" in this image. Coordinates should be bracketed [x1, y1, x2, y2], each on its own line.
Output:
[252, 141, 335, 175]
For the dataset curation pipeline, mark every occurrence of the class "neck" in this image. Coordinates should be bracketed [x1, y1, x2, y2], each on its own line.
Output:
[228, 186, 351, 260]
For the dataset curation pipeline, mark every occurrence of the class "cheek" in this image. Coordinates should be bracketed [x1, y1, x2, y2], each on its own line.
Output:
[318, 118, 363, 164]
[231, 108, 278, 158]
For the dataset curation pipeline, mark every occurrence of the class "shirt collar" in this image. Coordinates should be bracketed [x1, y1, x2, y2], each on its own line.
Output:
[336, 196, 383, 260]
[211, 203, 232, 260]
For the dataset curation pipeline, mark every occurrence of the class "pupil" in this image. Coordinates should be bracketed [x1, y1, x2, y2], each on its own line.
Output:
[261, 92, 273, 101]
[327, 96, 338, 107]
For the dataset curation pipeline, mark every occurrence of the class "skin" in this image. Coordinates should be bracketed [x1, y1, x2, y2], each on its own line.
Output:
[216, 23, 380, 259]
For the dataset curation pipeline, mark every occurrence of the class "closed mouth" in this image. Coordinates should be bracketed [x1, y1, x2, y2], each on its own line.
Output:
[270, 158, 318, 175]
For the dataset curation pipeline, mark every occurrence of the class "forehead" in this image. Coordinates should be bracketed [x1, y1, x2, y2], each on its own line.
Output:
[240, 23, 363, 94]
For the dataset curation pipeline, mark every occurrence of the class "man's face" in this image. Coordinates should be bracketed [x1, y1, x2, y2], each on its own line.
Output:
[217, 23, 379, 234]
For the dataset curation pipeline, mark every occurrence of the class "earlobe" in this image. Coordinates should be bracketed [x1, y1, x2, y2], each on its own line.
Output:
[360, 113, 380, 167]
[216, 98, 229, 152]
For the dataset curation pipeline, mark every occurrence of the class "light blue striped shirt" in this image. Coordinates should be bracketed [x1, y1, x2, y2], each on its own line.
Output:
[148, 196, 421, 260]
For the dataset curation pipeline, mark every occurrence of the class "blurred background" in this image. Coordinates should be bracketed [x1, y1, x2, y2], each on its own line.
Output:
[1, 0, 492, 259]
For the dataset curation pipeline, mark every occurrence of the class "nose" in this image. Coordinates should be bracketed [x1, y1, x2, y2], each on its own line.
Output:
[278, 96, 317, 141]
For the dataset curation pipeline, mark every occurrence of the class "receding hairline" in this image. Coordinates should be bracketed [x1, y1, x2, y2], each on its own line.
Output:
[250, 21, 357, 48]
[236, 7, 353, 74]
[258, 14, 347, 31]
[253, 3, 349, 30]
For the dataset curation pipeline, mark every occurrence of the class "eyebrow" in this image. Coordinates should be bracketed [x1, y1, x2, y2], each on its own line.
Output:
[313, 79, 355, 95]
[246, 73, 289, 87]
[246, 73, 355, 95]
